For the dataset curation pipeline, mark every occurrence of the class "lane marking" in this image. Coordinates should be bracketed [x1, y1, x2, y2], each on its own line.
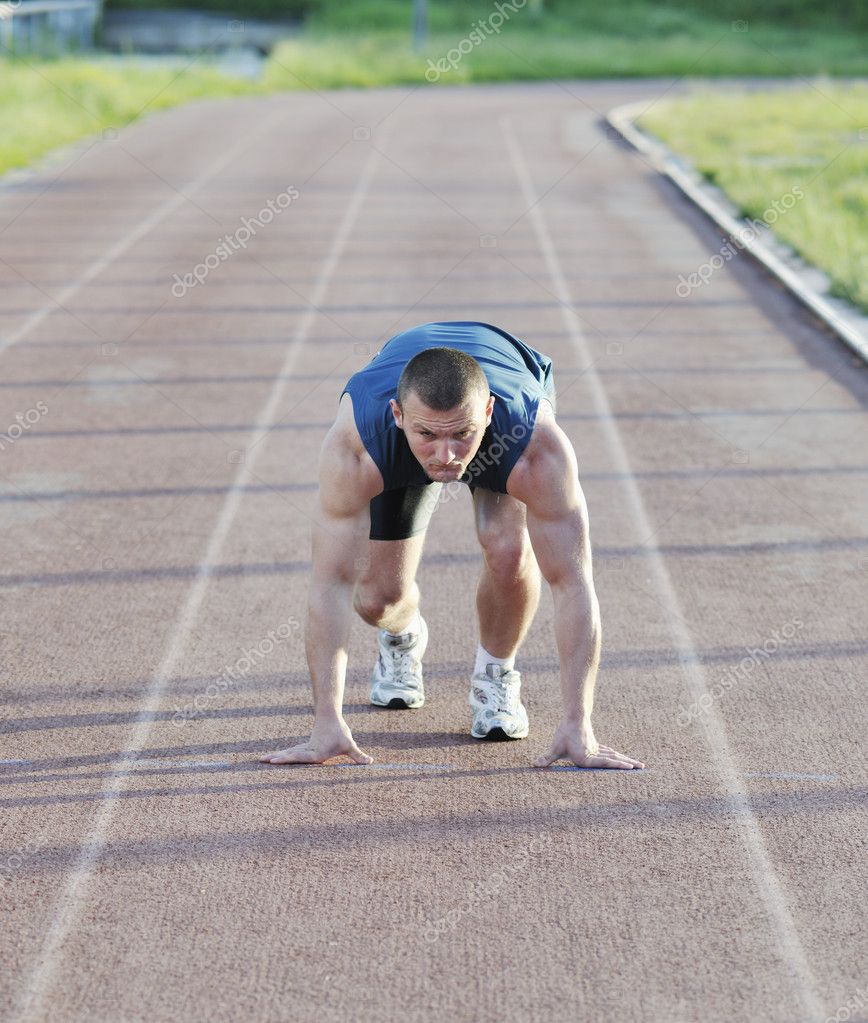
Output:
[330, 763, 452, 771]
[15, 117, 392, 1023]
[125, 760, 235, 770]
[501, 114, 825, 1023]
[744, 772, 839, 782]
[0, 105, 287, 356]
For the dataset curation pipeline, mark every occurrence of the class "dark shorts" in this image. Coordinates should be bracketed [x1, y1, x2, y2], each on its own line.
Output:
[368, 483, 443, 541]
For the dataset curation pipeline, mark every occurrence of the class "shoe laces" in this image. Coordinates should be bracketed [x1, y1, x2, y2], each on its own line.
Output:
[381, 635, 423, 689]
[485, 671, 519, 714]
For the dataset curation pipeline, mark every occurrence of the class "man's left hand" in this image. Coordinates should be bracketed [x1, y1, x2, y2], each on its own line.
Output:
[534, 719, 645, 770]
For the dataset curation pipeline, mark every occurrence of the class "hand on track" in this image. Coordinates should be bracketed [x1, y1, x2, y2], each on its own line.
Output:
[260, 718, 373, 766]
[534, 719, 644, 770]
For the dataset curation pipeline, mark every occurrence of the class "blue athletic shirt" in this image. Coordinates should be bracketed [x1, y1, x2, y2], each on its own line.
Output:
[340, 321, 555, 494]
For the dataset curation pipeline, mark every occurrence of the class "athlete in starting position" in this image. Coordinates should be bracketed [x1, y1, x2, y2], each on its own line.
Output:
[261, 321, 644, 770]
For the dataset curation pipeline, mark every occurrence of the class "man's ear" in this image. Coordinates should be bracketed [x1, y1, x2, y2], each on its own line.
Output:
[389, 398, 403, 429]
[485, 393, 495, 425]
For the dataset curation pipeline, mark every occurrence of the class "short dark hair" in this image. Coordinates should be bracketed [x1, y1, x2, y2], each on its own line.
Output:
[396, 347, 489, 411]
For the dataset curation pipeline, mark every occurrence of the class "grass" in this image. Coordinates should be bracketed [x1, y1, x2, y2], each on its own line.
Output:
[2, 4, 866, 314]
[263, 3, 868, 89]
[638, 85, 868, 312]
[4, 3, 868, 177]
[0, 58, 257, 176]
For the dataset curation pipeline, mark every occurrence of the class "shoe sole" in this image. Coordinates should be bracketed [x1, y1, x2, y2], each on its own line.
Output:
[471, 725, 528, 741]
[371, 696, 423, 710]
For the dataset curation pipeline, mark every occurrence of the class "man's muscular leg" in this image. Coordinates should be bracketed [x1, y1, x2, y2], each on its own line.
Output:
[355, 531, 430, 709]
[353, 532, 427, 634]
[473, 489, 541, 658]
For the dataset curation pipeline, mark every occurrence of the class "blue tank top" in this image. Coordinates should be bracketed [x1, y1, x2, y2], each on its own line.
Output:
[340, 321, 554, 494]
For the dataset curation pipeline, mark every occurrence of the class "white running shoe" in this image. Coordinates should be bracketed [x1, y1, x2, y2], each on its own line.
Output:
[469, 663, 529, 740]
[370, 615, 428, 709]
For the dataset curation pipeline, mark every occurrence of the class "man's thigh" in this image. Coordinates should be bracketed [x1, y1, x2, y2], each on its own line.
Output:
[359, 483, 442, 594]
[471, 487, 529, 542]
[357, 533, 427, 598]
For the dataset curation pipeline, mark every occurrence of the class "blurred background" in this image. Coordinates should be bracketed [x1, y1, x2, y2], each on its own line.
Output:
[1, 0, 866, 311]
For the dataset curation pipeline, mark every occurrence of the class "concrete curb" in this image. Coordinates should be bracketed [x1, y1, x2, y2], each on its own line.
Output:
[605, 99, 868, 365]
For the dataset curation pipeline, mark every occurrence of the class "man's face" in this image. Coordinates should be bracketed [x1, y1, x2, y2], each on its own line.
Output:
[390, 390, 495, 483]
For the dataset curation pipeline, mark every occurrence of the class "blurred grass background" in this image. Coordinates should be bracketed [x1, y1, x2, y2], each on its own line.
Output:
[1, 0, 865, 310]
[640, 86, 868, 311]
[0, 61, 256, 175]
[262, 0, 868, 87]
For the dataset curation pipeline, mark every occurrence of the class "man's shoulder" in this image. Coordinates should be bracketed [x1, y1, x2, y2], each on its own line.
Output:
[320, 395, 384, 508]
[506, 402, 575, 506]
[331, 391, 367, 454]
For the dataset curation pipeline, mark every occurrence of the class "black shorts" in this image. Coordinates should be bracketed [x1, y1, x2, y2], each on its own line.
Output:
[368, 483, 444, 541]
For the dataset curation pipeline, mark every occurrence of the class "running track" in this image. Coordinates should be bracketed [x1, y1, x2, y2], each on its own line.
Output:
[1, 81, 865, 1023]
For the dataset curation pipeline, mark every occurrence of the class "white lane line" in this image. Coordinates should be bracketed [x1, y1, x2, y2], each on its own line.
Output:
[125, 760, 235, 770]
[745, 772, 839, 782]
[0, 105, 286, 356]
[15, 119, 392, 1023]
[330, 763, 453, 771]
[500, 115, 825, 1023]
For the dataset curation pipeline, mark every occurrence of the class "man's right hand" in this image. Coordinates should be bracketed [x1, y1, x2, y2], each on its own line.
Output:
[259, 717, 373, 766]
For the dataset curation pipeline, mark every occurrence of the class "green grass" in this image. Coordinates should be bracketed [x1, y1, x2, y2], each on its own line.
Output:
[263, 2, 868, 89]
[3, 0, 868, 334]
[0, 58, 257, 176]
[638, 85, 868, 312]
[104, 0, 866, 33]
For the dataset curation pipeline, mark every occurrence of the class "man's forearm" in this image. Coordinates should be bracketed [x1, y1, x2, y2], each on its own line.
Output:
[551, 579, 602, 727]
[305, 578, 356, 719]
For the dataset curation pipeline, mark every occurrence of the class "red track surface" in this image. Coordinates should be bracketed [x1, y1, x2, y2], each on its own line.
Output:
[1, 82, 865, 1023]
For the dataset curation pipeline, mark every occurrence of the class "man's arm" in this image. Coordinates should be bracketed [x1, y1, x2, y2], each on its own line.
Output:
[509, 409, 644, 770]
[261, 415, 379, 766]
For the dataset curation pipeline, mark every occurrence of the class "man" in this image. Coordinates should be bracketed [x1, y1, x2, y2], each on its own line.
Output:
[261, 321, 644, 770]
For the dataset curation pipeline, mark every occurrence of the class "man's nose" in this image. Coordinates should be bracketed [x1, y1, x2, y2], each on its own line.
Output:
[435, 441, 455, 464]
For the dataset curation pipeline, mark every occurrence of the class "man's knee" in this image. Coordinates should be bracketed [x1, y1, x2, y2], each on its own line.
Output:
[353, 580, 411, 624]
[477, 527, 533, 579]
